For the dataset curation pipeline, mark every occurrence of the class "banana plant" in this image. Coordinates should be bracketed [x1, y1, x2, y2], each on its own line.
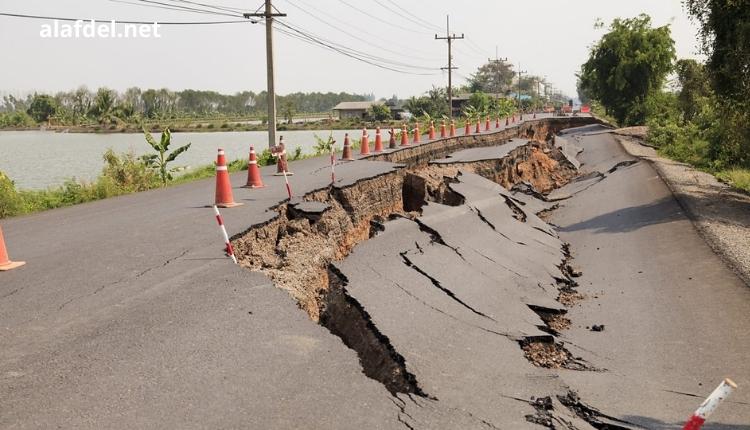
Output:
[462, 105, 479, 124]
[142, 127, 192, 187]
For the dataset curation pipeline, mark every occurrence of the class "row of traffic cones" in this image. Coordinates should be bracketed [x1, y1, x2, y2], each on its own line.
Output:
[215, 112, 532, 207]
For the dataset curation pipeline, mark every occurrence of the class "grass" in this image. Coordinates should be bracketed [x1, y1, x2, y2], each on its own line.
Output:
[715, 168, 750, 193]
[0, 146, 312, 219]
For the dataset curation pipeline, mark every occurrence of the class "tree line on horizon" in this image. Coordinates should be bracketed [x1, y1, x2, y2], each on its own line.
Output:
[0, 88, 373, 127]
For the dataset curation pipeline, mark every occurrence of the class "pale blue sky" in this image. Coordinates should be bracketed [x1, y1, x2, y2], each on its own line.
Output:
[0, 0, 701, 99]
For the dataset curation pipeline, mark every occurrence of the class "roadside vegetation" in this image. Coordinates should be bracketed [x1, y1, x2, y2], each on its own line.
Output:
[578, 6, 750, 193]
[0, 127, 307, 219]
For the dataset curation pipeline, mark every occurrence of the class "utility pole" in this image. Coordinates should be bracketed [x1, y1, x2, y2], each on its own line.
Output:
[487, 46, 507, 98]
[435, 15, 463, 120]
[245, 1, 286, 150]
[516, 63, 527, 111]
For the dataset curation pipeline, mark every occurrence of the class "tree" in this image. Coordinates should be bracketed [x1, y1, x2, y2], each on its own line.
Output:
[281, 100, 295, 124]
[403, 87, 448, 119]
[468, 61, 514, 94]
[685, 0, 750, 166]
[90, 88, 117, 124]
[467, 92, 491, 113]
[27, 94, 58, 123]
[368, 103, 391, 121]
[673, 59, 711, 122]
[141, 127, 192, 186]
[578, 14, 676, 125]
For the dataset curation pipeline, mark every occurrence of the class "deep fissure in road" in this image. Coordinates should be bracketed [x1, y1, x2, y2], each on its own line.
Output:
[232, 123, 594, 400]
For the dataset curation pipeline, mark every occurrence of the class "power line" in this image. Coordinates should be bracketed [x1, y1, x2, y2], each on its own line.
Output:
[371, 0, 441, 33]
[277, 20, 439, 72]
[109, 0, 231, 17]
[335, 0, 427, 35]
[273, 20, 439, 75]
[0, 11, 249, 24]
[382, 0, 442, 31]
[131, 0, 243, 18]
[165, 0, 246, 14]
[283, 0, 442, 62]
[287, 0, 440, 61]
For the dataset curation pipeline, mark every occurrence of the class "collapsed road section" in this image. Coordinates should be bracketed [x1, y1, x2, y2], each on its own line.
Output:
[231, 120, 621, 428]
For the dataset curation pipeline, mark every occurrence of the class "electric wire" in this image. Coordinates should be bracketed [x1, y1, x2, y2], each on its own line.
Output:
[283, 0, 441, 63]
[0, 11, 248, 24]
[335, 0, 428, 35]
[272, 20, 440, 75]
[382, 0, 442, 32]
[371, 0, 442, 33]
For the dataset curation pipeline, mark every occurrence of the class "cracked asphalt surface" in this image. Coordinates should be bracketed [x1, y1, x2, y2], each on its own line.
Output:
[2, 118, 748, 429]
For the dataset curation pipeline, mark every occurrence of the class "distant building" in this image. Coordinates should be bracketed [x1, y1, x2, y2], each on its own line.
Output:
[332, 101, 381, 120]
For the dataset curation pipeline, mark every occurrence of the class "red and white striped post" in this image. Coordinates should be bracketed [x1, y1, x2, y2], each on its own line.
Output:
[683, 378, 737, 430]
[212, 205, 237, 264]
[330, 147, 336, 184]
[272, 149, 293, 199]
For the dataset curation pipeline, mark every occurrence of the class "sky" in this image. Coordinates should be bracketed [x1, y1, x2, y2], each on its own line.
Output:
[0, 0, 702, 100]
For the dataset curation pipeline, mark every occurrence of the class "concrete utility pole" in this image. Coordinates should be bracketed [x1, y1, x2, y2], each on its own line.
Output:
[435, 16, 463, 120]
[487, 46, 507, 98]
[245, 1, 286, 150]
[516, 63, 527, 111]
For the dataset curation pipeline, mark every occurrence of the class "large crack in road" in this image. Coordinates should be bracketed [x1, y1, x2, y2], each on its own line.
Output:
[230, 126, 637, 428]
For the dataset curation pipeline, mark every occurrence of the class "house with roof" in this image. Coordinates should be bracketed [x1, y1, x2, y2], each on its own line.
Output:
[331, 101, 381, 120]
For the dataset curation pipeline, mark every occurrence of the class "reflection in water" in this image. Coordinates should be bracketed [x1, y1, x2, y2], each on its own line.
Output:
[0, 129, 361, 189]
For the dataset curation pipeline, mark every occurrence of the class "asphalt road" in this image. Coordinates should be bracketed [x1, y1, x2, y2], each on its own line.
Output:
[551, 126, 750, 428]
[2, 116, 748, 429]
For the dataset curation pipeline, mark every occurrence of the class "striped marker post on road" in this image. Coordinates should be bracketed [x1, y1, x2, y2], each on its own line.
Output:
[330, 148, 336, 184]
[683, 378, 737, 430]
[212, 205, 238, 264]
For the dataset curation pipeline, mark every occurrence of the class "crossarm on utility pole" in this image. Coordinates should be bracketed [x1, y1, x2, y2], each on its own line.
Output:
[435, 15, 463, 120]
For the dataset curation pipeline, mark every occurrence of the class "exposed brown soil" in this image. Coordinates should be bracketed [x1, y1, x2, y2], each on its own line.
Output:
[231, 123, 585, 394]
[558, 290, 586, 307]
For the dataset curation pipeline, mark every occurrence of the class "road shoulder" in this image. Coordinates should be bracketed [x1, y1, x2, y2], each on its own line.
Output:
[615, 132, 750, 287]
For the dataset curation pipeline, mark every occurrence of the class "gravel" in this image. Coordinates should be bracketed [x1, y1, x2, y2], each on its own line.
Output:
[616, 134, 750, 287]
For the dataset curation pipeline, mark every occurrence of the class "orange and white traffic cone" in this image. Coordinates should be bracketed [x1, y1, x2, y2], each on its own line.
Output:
[450, 120, 456, 137]
[401, 124, 409, 146]
[485, 116, 490, 131]
[533, 112, 537, 119]
[0, 226, 25, 271]
[243, 145, 265, 188]
[506, 117, 509, 126]
[464, 120, 471, 135]
[428, 121, 436, 139]
[440, 120, 447, 138]
[413, 122, 421, 143]
[214, 148, 242, 208]
[475, 119, 481, 134]
[373, 127, 383, 152]
[388, 128, 397, 149]
[360, 128, 370, 155]
[341, 133, 354, 160]
[512, 113, 516, 123]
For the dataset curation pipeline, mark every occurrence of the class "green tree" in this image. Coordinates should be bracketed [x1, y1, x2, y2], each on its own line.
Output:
[578, 14, 676, 125]
[368, 103, 391, 121]
[141, 127, 192, 186]
[685, 0, 750, 166]
[89, 88, 117, 124]
[467, 92, 491, 113]
[27, 94, 58, 123]
[468, 61, 514, 94]
[281, 100, 296, 124]
[674, 59, 712, 122]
